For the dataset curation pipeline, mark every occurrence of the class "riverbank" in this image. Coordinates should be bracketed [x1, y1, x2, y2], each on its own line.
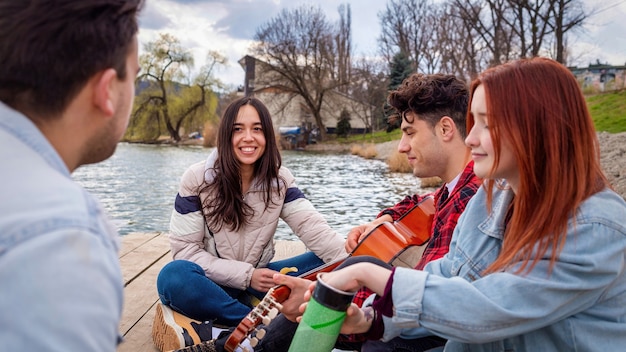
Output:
[307, 131, 626, 200]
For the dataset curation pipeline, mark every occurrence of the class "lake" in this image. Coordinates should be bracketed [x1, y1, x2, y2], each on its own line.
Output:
[72, 143, 434, 240]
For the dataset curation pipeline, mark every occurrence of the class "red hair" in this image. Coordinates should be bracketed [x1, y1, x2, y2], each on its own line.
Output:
[467, 57, 610, 274]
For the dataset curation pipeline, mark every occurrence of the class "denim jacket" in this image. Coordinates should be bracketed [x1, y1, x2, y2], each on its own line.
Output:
[383, 184, 626, 351]
[0, 103, 123, 351]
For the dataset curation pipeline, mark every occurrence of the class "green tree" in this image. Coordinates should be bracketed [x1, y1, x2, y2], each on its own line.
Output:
[388, 51, 414, 90]
[336, 108, 352, 137]
[385, 51, 414, 131]
[127, 33, 225, 142]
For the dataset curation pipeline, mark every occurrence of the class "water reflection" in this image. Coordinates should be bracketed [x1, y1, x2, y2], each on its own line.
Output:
[73, 143, 434, 240]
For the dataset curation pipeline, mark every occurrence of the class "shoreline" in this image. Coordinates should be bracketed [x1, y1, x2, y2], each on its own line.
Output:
[308, 132, 626, 200]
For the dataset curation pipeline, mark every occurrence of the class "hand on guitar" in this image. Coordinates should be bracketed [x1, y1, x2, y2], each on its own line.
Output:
[251, 268, 279, 292]
[271, 274, 312, 321]
[345, 215, 394, 252]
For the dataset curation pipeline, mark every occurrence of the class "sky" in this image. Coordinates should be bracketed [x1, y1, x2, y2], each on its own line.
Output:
[137, 0, 626, 88]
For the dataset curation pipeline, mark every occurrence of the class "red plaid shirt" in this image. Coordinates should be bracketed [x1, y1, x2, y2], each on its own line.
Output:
[350, 161, 481, 313]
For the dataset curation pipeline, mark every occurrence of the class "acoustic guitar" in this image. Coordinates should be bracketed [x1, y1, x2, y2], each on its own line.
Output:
[224, 197, 435, 352]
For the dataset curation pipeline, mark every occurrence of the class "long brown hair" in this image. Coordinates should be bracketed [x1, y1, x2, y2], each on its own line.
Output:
[467, 57, 610, 274]
[200, 97, 284, 232]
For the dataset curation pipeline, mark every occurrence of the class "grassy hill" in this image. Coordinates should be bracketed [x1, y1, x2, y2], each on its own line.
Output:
[586, 89, 626, 133]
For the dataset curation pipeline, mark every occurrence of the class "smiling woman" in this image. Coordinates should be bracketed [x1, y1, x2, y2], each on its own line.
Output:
[150, 96, 354, 350]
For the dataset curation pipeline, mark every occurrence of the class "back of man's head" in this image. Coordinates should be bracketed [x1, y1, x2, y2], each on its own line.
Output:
[0, 0, 144, 118]
[388, 73, 469, 137]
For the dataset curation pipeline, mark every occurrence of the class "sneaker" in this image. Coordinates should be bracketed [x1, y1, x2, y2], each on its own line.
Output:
[152, 303, 214, 352]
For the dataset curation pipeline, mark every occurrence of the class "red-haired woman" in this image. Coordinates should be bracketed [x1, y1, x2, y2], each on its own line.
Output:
[312, 57, 626, 351]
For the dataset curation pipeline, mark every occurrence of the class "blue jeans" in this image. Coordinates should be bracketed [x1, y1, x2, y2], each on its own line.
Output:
[156, 252, 324, 327]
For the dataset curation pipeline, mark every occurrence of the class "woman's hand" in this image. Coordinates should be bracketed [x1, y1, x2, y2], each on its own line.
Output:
[250, 268, 278, 292]
[295, 281, 373, 335]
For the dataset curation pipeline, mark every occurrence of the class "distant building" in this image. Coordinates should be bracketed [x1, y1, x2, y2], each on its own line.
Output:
[238, 55, 373, 147]
[569, 62, 626, 92]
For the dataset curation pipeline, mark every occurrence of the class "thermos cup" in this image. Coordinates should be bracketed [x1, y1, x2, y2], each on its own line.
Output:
[288, 273, 356, 352]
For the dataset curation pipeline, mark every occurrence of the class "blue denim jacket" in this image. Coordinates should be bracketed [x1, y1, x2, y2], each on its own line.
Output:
[0, 103, 123, 351]
[383, 184, 626, 351]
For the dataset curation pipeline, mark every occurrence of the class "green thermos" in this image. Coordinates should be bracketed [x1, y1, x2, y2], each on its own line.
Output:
[288, 273, 356, 352]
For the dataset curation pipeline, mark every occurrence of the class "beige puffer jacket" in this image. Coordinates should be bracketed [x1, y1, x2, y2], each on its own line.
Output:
[169, 151, 347, 290]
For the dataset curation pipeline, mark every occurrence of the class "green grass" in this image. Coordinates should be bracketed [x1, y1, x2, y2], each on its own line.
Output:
[585, 90, 626, 133]
[329, 128, 402, 144]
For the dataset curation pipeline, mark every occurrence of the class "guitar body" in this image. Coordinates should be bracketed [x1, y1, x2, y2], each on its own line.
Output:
[224, 197, 435, 352]
[351, 197, 434, 267]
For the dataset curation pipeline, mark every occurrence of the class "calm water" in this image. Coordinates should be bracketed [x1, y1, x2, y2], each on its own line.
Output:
[73, 143, 434, 240]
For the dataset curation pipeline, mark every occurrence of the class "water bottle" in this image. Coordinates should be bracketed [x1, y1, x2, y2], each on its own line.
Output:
[288, 273, 356, 352]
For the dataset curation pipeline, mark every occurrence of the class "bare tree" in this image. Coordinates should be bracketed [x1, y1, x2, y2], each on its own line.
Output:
[548, 0, 586, 63]
[378, 0, 441, 74]
[506, 0, 555, 58]
[437, 3, 484, 80]
[450, 0, 588, 66]
[452, 0, 517, 67]
[251, 5, 350, 141]
[347, 58, 388, 133]
[336, 3, 352, 93]
[376, 0, 591, 81]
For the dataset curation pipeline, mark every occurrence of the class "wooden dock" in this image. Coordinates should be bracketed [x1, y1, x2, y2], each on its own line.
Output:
[117, 232, 306, 352]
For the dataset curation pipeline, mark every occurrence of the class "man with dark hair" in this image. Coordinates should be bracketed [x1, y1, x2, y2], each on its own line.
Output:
[337, 73, 480, 351]
[0, 1, 143, 350]
[174, 73, 481, 352]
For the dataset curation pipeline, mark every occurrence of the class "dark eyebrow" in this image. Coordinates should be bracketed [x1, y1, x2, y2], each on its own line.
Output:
[233, 122, 263, 126]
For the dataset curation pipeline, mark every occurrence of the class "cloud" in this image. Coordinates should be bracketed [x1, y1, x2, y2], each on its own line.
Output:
[138, 2, 172, 30]
[569, 1, 626, 66]
[213, 0, 279, 40]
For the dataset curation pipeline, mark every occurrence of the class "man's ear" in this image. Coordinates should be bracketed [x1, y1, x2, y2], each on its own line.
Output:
[439, 116, 456, 141]
[93, 68, 118, 117]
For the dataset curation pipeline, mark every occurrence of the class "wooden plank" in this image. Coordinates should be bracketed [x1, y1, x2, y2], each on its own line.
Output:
[118, 300, 160, 352]
[119, 232, 162, 257]
[119, 254, 171, 336]
[119, 234, 171, 285]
